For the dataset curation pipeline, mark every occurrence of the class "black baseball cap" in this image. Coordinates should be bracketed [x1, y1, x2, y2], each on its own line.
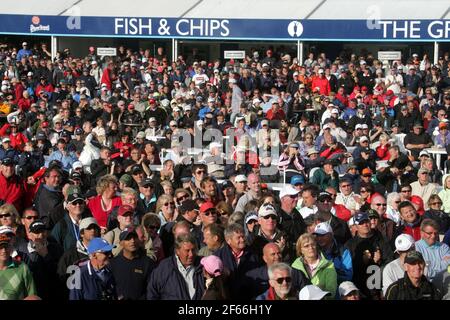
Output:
[179, 199, 199, 213]
[29, 220, 47, 233]
[1, 157, 14, 166]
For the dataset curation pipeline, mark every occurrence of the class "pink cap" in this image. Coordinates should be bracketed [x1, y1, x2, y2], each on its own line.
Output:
[200, 255, 223, 277]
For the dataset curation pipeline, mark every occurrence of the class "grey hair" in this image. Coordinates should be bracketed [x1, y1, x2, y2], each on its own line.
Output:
[224, 223, 244, 240]
[420, 218, 439, 232]
[386, 192, 400, 206]
[268, 262, 292, 280]
[174, 233, 197, 251]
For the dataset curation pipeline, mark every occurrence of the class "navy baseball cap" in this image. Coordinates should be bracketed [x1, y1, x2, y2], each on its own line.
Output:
[119, 227, 138, 241]
[354, 212, 370, 225]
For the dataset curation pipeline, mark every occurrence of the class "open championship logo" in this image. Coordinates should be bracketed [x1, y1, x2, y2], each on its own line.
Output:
[30, 16, 50, 33]
[287, 20, 303, 37]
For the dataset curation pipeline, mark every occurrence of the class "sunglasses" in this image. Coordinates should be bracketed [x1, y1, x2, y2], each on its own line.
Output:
[360, 190, 367, 193]
[196, 171, 205, 174]
[164, 202, 175, 206]
[401, 190, 412, 193]
[263, 215, 277, 220]
[71, 200, 85, 206]
[375, 203, 387, 207]
[362, 175, 372, 178]
[394, 201, 401, 204]
[147, 225, 160, 230]
[177, 194, 189, 202]
[0, 213, 11, 218]
[274, 277, 292, 285]
[24, 216, 39, 220]
[431, 202, 442, 206]
[204, 210, 217, 216]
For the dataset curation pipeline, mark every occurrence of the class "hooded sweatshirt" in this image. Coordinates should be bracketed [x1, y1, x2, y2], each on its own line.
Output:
[438, 174, 450, 214]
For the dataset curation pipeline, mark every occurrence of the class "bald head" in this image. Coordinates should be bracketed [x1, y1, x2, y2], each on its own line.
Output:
[371, 194, 386, 215]
[247, 173, 261, 194]
[262, 243, 282, 266]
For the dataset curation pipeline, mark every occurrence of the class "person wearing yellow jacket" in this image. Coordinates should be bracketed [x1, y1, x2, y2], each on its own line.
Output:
[291, 233, 337, 299]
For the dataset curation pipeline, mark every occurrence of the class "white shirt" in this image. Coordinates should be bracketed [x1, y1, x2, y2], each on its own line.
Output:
[175, 254, 196, 299]
[382, 258, 405, 295]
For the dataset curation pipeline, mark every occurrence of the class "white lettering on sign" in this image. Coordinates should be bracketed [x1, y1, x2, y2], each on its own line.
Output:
[175, 19, 229, 37]
[115, 18, 152, 35]
[428, 20, 450, 39]
[379, 20, 449, 39]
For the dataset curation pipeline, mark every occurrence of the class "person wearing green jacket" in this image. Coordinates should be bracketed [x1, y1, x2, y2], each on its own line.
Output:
[310, 159, 339, 192]
[438, 174, 450, 214]
[291, 233, 337, 298]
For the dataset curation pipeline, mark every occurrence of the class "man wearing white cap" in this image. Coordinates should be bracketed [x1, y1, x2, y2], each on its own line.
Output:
[314, 222, 353, 284]
[382, 233, 415, 295]
[17, 42, 32, 61]
[234, 173, 262, 213]
[57, 217, 100, 286]
[248, 205, 291, 261]
[338, 281, 360, 300]
[278, 184, 307, 253]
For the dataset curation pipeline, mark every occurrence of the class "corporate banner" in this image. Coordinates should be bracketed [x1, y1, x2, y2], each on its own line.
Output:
[0, 14, 449, 41]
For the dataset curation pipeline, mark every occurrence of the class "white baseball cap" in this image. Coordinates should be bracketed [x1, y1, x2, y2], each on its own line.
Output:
[331, 108, 339, 114]
[419, 150, 430, 158]
[72, 161, 83, 170]
[79, 217, 99, 231]
[361, 124, 369, 129]
[394, 234, 415, 253]
[360, 136, 369, 143]
[279, 185, 299, 199]
[355, 124, 363, 130]
[313, 222, 333, 235]
[299, 285, 330, 300]
[235, 175, 247, 183]
[322, 124, 331, 130]
[338, 281, 359, 297]
[258, 204, 278, 218]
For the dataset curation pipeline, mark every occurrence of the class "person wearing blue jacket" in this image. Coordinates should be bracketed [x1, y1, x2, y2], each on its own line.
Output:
[69, 237, 117, 300]
[314, 222, 353, 284]
[147, 234, 205, 300]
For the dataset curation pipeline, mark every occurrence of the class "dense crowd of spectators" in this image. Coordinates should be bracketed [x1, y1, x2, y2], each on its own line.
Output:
[0, 40, 449, 300]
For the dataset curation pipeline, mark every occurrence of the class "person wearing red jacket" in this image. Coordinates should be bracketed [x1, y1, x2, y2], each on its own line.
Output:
[12, 79, 25, 104]
[0, 157, 26, 212]
[17, 92, 32, 112]
[113, 134, 133, 159]
[8, 123, 28, 152]
[35, 76, 54, 96]
[266, 101, 286, 121]
[311, 69, 331, 95]
[376, 135, 391, 160]
[397, 201, 423, 241]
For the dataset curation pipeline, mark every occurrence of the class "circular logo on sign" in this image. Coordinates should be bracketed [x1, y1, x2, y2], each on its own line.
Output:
[32, 16, 41, 25]
[287, 21, 303, 37]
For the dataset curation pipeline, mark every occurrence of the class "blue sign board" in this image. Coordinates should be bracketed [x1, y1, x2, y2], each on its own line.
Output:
[0, 14, 448, 41]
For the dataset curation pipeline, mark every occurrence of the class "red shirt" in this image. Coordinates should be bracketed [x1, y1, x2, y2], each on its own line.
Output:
[87, 195, 122, 228]
[266, 108, 286, 121]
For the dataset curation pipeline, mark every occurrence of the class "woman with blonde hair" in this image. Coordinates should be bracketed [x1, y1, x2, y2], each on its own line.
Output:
[0, 203, 21, 233]
[155, 194, 176, 227]
[87, 174, 122, 231]
[291, 233, 337, 298]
